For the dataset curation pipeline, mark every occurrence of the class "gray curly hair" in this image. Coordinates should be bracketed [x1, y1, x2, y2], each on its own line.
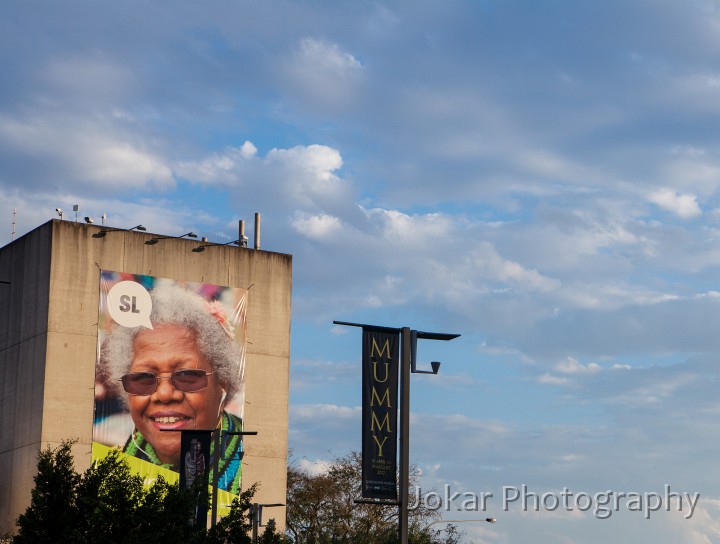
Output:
[102, 282, 242, 399]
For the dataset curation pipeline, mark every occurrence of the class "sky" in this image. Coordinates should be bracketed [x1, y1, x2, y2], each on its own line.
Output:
[3, 0, 720, 541]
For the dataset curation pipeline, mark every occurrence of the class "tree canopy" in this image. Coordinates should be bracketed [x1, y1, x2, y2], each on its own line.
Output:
[13, 442, 462, 544]
[285, 451, 465, 544]
[13, 440, 284, 544]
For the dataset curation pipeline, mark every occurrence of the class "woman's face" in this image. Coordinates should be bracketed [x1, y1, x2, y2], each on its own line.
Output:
[128, 324, 224, 466]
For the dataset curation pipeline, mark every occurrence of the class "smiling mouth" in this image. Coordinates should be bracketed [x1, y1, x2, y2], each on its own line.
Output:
[152, 416, 187, 424]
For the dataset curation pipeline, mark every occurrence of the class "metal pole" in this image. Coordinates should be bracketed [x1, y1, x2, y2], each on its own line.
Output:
[399, 327, 411, 544]
[252, 503, 259, 543]
[211, 429, 220, 527]
[254, 212, 261, 250]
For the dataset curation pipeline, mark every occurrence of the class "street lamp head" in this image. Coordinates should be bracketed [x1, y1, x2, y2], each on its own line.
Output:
[430, 361, 441, 374]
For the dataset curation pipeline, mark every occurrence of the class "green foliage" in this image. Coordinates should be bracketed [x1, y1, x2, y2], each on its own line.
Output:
[206, 484, 256, 544]
[15, 440, 81, 544]
[259, 519, 291, 544]
[14, 440, 285, 544]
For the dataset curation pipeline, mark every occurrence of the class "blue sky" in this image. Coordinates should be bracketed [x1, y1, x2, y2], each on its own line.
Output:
[4, 1, 720, 541]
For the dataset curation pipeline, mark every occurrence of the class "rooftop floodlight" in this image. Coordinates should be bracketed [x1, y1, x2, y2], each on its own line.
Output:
[192, 239, 240, 253]
[145, 232, 199, 245]
[84, 217, 94, 224]
[93, 224, 148, 238]
[55, 208, 63, 219]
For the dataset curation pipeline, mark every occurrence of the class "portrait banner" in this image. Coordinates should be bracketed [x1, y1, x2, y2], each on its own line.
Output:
[92, 270, 249, 509]
[361, 328, 399, 500]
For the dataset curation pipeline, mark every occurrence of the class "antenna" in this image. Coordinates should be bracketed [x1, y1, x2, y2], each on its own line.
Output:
[73, 204, 79, 222]
[12, 208, 16, 241]
[101, 213, 106, 225]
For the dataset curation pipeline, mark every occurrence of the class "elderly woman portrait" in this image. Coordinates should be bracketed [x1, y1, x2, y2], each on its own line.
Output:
[96, 277, 247, 494]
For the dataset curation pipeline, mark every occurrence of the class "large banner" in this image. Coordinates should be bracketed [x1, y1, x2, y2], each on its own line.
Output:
[92, 270, 248, 510]
[361, 328, 399, 499]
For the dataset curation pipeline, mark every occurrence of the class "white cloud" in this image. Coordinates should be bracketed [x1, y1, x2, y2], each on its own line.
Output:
[537, 373, 570, 385]
[177, 142, 348, 214]
[648, 188, 702, 218]
[291, 212, 342, 239]
[295, 457, 333, 476]
[282, 37, 364, 109]
[0, 114, 173, 190]
[291, 403, 361, 421]
[555, 356, 601, 374]
[295, 37, 362, 77]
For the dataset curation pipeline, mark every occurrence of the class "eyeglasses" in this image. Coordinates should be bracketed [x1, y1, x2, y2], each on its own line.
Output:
[120, 369, 214, 395]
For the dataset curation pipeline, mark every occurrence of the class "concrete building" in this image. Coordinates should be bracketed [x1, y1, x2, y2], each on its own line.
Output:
[0, 219, 292, 534]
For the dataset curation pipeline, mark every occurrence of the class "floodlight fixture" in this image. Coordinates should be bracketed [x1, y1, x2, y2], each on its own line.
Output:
[55, 208, 63, 219]
[192, 239, 240, 253]
[410, 330, 459, 374]
[93, 224, 148, 238]
[84, 217, 94, 224]
[145, 232, 199, 245]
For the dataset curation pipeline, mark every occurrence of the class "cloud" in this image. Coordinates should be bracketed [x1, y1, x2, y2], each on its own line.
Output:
[281, 37, 364, 110]
[291, 213, 342, 240]
[647, 188, 702, 218]
[0, 114, 173, 192]
[176, 142, 350, 216]
[555, 357, 601, 374]
[537, 373, 570, 386]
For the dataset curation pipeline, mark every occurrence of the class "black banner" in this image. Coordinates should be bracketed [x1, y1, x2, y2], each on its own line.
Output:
[361, 328, 399, 499]
[180, 430, 212, 529]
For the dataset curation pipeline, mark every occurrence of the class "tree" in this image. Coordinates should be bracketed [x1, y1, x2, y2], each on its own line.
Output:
[285, 451, 464, 544]
[14, 440, 284, 544]
[15, 440, 81, 544]
[259, 519, 290, 544]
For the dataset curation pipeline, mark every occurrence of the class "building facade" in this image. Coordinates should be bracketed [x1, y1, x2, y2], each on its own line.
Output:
[0, 220, 291, 534]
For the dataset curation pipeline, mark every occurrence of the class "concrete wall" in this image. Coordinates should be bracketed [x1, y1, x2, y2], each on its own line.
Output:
[0, 220, 292, 534]
[0, 222, 52, 534]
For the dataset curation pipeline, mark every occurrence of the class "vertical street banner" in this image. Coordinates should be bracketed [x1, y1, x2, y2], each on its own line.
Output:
[180, 430, 212, 530]
[361, 328, 399, 499]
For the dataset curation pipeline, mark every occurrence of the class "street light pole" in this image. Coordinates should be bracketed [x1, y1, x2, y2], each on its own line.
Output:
[399, 327, 460, 544]
[399, 327, 411, 544]
[251, 503, 285, 544]
[332, 320, 459, 544]
[211, 430, 258, 527]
